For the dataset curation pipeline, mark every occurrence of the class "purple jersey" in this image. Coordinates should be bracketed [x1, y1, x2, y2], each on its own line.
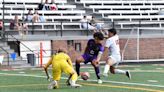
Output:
[84, 39, 104, 57]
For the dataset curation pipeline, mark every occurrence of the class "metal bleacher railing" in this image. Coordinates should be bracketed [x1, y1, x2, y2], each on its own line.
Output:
[3, 21, 112, 37]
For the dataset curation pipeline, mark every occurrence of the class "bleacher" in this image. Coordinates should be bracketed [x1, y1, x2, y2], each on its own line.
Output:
[0, 0, 86, 35]
[0, 0, 164, 36]
[76, 0, 164, 32]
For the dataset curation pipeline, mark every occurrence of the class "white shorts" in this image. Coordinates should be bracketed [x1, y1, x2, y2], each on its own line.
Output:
[109, 55, 121, 67]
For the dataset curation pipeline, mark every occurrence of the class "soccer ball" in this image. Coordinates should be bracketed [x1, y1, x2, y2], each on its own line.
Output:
[80, 72, 90, 80]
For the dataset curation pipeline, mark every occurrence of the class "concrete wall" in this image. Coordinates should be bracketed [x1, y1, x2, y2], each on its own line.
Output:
[51, 37, 164, 62]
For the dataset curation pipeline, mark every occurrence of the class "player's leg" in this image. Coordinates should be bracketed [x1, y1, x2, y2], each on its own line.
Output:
[48, 80, 58, 89]
[103, 56, 115, 76]
[110, 65, 131, 79]
[111, 55, 131, 79]
[69, 72, 82, 88]
[104, 56, 131, 79]
[75, 54, 88, 76]
[91, 59, 102, 84]
[48, 66, 61, 89]
[63, 65, 82, 87]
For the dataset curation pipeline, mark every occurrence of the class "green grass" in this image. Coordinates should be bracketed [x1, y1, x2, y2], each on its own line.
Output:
[0, 64, 164, 92]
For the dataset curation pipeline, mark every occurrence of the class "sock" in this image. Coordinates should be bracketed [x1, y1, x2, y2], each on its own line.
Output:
[51, 80, 57, 85]
[49, 80, 58, 88]
[71, 73, 78, 81]
[75, 62, 80, 76]
[94, 66, 100, 79]
[114, 69, 126, 74]
[103, 64, 109, 74]
[70, 80, 76, 86]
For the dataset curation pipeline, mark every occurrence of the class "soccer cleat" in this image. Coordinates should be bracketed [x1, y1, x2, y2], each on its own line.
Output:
[126, 70, 131, 80]
[69, 80, 82, 88]
[71, 84, 82, 88]
[48, 80, 58, 89]
[97, 79, 103, 84]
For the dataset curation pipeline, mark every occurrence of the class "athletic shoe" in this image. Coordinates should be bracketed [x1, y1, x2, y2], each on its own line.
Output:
[126, 70, 131, 80]
[69, 80, 82, 88]
[71, 84, 82, 88]
[97, 79, 103, 84]
[48, 81, 58, 89]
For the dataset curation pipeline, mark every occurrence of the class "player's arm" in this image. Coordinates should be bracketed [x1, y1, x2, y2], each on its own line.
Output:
[97, 51, 103, 61]
[43, 57, 52, 80]
[93, 46, 104, 66]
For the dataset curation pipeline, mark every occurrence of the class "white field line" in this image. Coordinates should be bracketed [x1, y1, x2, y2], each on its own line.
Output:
[147, 80, 158, 83]
[87, 70, 164, 74]
[79, 66, 164, 73]
[81, 66, 164, 73]
[131, 70, 164, 73]
[0, 73, 46, 78]
[0, 73, 164, 88]
[86, 79, 164, 88]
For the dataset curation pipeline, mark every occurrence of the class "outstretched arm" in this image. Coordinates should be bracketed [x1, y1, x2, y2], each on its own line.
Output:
[44, 66, 50, 80]
[96, 51, 103, 62]
[96, 46, 104, 62]
[93, 46, 104, 66]
[43, 57, 52, 80]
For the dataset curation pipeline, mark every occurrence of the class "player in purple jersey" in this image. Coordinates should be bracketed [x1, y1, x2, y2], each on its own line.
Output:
[75, 32, 104, 84]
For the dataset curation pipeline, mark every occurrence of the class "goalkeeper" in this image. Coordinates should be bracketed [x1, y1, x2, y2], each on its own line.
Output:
[44, 48, 81, 89]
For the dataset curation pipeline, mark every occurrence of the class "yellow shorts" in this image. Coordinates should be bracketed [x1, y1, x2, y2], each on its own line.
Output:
[52, 62, 74, 80]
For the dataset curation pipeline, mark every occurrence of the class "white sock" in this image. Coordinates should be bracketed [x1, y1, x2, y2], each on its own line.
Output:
[48, 80, 58, 89]
[51, 80, 57, 85]
[114, 69, 126, 74]
[103, 64, 109, 74]
[70, 80, 76, 86]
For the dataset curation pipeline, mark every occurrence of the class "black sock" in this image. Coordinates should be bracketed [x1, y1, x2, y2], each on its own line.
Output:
[75, 62, 80, 76]
[94, 66, 100, 79]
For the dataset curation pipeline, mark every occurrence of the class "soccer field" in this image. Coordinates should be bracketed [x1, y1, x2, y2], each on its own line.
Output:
[0, 64, 164, 92]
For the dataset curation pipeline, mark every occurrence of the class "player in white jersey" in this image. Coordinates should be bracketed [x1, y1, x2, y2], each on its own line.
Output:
[103, 28, 131, 79]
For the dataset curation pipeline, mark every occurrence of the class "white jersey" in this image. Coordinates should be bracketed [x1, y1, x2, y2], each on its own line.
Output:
[105, 35, 120, 56]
